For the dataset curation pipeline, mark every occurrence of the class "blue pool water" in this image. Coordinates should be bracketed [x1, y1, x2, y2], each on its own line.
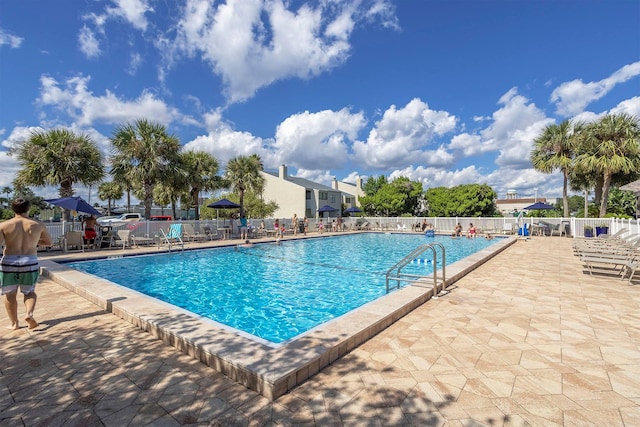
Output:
[67, 234, 498, 344]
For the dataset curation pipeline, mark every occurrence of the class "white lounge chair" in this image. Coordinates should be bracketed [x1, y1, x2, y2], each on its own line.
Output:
[159, 223, 184, 250]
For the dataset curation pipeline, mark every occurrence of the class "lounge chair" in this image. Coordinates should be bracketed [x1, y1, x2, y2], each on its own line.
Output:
[64, 231, 87, 252]
[159, 223, 184, 250]
[182, 223, 207, 242]
[203, 225, 218, 240]
[502, 223, 516, 235]
[116, 230, 133, 250]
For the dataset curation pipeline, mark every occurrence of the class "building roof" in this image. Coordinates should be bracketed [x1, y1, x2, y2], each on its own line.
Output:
[263, 171, 336, 191]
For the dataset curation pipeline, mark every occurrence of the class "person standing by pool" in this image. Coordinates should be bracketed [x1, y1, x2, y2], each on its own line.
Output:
[291, 214, 298, 235]
[303, 217, 309, 235]
[83, 215, 97, 245]
[0, 198, 53, 330]
[240, 215, 248, 240]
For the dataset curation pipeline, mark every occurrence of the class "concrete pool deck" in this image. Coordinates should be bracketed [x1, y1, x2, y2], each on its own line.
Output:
[2, 234, 639, 425]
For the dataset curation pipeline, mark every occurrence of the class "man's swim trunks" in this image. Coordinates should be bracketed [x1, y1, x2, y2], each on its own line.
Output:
[0, 255, 39, 295]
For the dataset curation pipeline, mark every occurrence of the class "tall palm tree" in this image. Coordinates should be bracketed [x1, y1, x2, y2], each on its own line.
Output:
[98, 181, 124, 216]
[181, 151, 221, 220]
[576, 113, 640, 217]
[531, 120, 577, 217]
[224, 154, 264, 218]
[110, 119, 182, 219]
[12, 128, 104, 219]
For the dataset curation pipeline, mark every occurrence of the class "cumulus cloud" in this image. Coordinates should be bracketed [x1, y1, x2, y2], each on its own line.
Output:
[164, 0, 397, 103]
[106, 0, 153, 31]
[183, 109, 272, 167]
[352, 98, 457, 169]
[0, 27, 23, 48]
[273, 109, 366, 170]
[449, 88, 550, 168]
[78, 26, 101, 59]
[551, 61, 640, 117]
[37, 74, 187, 127]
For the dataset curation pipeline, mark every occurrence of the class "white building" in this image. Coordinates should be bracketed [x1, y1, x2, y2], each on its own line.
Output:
[261, 165, 363, 219]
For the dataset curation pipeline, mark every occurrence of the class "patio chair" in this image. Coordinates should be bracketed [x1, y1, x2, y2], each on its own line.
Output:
[203, 225, 218, 240]
[116, 230, 134, 250]
[182, 223, 207, 242]
[64, 231, 87, 252]
[549, 223, 566, 237]
[159, 223, 184, 250]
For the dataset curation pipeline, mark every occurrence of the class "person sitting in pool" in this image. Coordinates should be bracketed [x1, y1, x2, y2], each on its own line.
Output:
[467, 223, 477, 238]
[421, 219, 428, 231]
[451, 222, 463, 238]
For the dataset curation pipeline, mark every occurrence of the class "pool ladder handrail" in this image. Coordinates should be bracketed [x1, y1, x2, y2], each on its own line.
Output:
[385, 242, 447, 297]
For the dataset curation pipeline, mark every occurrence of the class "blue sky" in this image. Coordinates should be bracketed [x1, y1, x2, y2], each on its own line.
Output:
[1, 0, 639, 204]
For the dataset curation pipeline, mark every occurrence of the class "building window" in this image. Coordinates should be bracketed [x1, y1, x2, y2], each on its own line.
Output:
[345, 197, 352, 204]
[306, 190, 311, 200]
[319, 191, 328, 200]
[330, 194, 336, 203]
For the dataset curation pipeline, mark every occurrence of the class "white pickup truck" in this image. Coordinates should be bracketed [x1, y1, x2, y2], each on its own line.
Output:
[97, 213, 144, 226]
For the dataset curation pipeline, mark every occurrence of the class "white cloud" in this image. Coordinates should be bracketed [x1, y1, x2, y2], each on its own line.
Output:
[352, 98, 457, 169]
[37, 74, 186, 127]
[183, 109, 271, 167]
[0, 28, 23, 48]
[609, 96, 640, 118]
[165, 0, 397, 103]
[449, 88, 550, 167]
[273, 109, 366, 170]
[78, 26, 101, 59]
[105, 0, 153, 31]
[551, 61, 640, 117]
[127, 52, 143, 75]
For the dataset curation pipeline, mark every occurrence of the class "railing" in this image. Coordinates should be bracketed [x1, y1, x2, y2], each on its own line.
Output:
[385, 242, 446, 297]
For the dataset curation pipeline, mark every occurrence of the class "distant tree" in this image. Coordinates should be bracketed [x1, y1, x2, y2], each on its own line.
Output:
[12, 128, 104, 219]
[575, 113, 640, 217]
[97, 181, 123, 216]
[425, 184, 497, 217]
[181, 151, 221, 220]
[1, 186, 11, 207]
[110, 119, 182, 219]
[531, 120, 577, 217]
[224, 154, 264, 218]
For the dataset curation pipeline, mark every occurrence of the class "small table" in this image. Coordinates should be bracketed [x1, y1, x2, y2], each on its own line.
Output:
[219, 226, 231, 240]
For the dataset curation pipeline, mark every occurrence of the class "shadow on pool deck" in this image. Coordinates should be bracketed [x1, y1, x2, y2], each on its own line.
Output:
[2, 235, 640, 425]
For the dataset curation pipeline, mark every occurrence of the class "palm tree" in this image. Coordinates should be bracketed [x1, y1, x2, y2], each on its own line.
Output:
[1, 186, 11, 206]
[12, 129, 104, 198]
[531, 120, 577, 217]
[98, 181, 124, 216]
[224, 154, 264, 217]
[575, 113, 640, 217]
[110, 119, 182, 219]
[11, 128, 104, 219]
[181, 151, 221, 220]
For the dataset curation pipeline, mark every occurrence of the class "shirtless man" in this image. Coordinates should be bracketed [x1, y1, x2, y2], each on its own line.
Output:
[0, 198, 53, 330]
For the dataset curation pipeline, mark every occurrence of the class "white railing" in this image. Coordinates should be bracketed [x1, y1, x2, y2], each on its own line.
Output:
[42, 216, 639, 251]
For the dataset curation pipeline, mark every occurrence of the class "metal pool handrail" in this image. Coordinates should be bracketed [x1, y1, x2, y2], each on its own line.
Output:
[385, 242, 446, 297]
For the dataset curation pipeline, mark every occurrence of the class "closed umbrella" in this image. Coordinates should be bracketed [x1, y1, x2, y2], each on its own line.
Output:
[45, 196, 102, 217]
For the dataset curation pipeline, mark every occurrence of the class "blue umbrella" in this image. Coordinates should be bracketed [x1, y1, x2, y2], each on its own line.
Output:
[317, 205, 338, 213]
[207, 198, 240, 209]
[524, 201, 555, 210]
[344, 206, 362, 214]
[45, 196, 102, 216]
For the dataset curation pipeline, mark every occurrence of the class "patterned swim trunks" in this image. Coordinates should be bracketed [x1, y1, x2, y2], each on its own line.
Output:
[0, 255, 39, 295]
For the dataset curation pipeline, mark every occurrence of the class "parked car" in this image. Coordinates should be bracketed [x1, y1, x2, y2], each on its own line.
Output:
[150, 215, 173, 221]
[97, 213, 144, 226]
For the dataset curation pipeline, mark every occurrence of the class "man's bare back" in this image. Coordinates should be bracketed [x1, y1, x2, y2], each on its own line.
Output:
[0, 215, 53, 256]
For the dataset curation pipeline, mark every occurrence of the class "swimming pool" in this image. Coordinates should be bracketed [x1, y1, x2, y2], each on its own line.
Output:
[67, 233, 498, 344]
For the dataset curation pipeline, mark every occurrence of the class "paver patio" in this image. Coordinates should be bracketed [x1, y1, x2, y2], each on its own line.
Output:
[1, 236, 639, 426]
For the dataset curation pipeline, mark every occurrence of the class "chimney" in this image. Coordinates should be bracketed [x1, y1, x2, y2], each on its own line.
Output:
[356, 176, 362, 190]
[279, 164, 287, 179]
[332, 177, 338, 189]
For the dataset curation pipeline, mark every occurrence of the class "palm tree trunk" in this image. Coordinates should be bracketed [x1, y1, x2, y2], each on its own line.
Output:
[192, 189, 200, 220]
[600, 172, 612, 217]
[562, 169, 569, 217]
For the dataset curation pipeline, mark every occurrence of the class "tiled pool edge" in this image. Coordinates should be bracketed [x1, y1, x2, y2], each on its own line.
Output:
[40, 235, 516, 401]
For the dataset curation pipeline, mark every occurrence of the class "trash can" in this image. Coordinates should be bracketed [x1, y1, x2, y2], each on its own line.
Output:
[299, 222, 305, 233]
